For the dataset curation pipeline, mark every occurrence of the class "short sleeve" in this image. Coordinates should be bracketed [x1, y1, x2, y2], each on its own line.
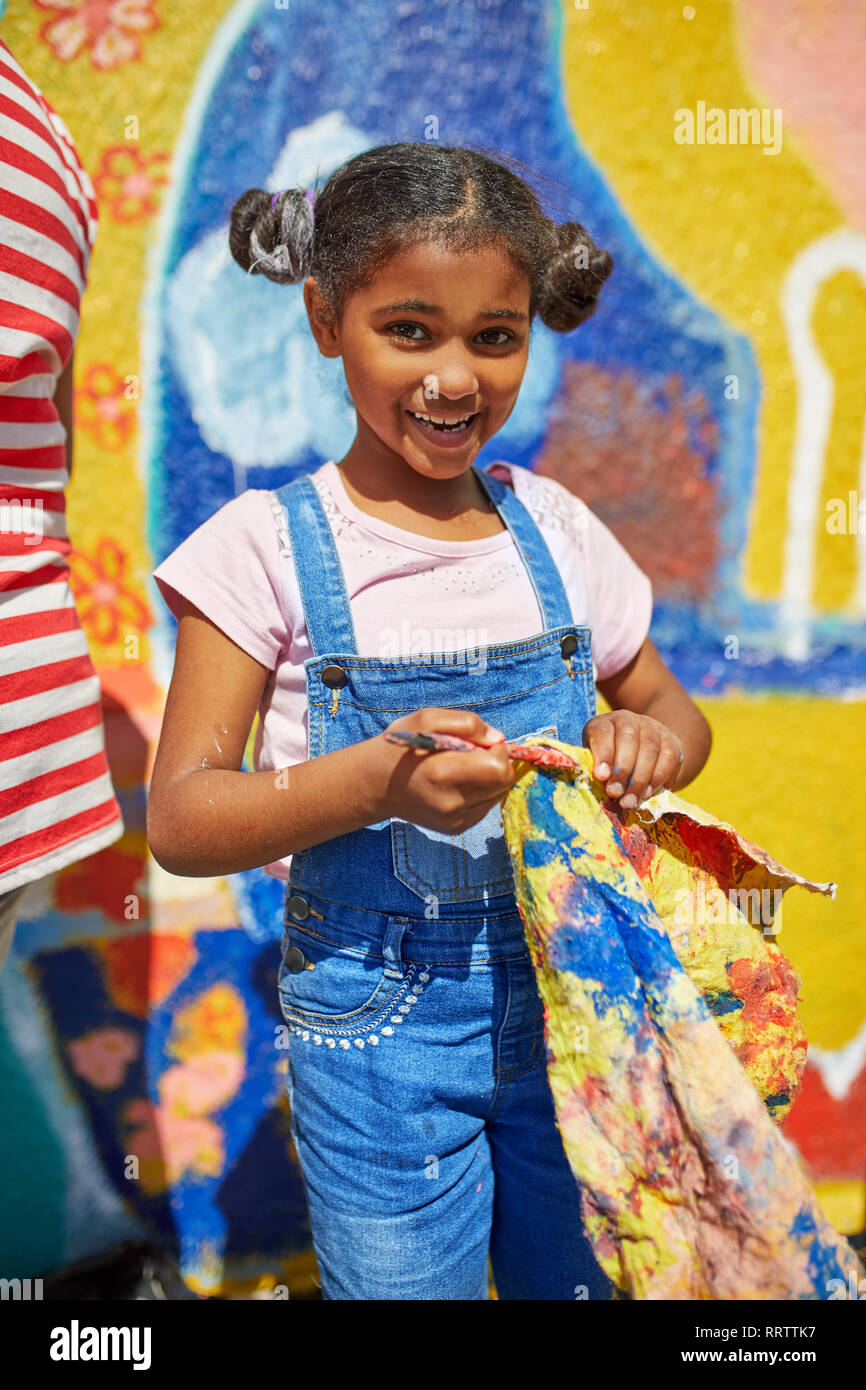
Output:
[491, 461, 653, 683]
[153, 490, 288, 670]
[578, 501, 653, 682]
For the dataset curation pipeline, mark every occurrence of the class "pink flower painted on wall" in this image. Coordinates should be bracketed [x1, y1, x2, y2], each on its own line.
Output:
[93, 146, 170, 223]
[117, 985, 248, 1192]
[34, 0, 160, 71]
[123, 1099, 224, 1193]
[158, 1052, 246, 1119]
[68, 1026, 140, 1089]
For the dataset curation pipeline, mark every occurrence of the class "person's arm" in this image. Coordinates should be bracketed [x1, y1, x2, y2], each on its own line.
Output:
[53, 350, 74, 476]
[586, 636, 712, 805]
[147, 598, 516, 878]
[146, 598, 389, 877]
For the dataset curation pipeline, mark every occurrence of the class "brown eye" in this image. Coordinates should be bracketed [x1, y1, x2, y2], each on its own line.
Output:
[476, 329, 513, 346]
[387, 322, 428, 341]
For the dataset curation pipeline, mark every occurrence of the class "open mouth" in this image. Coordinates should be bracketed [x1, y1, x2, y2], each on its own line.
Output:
[405, 409, 479, 447]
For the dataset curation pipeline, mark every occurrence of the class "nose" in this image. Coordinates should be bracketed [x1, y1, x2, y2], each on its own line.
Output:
[424, 345, 480, 403]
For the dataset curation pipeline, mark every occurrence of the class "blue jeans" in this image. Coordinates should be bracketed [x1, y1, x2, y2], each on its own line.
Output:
[279, 889, 613, 1300]
[274, 461, 610, 1299]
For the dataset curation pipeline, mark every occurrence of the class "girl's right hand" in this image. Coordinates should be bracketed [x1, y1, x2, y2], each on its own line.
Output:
[372, 708, 516, 834]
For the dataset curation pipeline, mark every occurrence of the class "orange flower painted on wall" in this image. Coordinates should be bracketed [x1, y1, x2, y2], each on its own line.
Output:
[34, 0, 160, 71]
[74, 363, 137, 452]
[69, 538, 152, 645]
[93, 146, 170, 223]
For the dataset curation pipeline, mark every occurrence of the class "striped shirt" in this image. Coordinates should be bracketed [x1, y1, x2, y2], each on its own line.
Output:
[0, 38, 122, 895]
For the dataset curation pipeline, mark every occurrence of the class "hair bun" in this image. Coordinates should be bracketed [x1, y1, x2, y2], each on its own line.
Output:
[536, 221, 613, 332]
[228, 187, 314, 285]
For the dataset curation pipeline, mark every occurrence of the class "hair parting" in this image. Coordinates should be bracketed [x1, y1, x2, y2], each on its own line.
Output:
[228, 142, 612, 332]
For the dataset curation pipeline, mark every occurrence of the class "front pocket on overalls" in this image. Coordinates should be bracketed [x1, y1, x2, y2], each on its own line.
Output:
[390, 723, 558, 904]
[278, 925, 397, 1025]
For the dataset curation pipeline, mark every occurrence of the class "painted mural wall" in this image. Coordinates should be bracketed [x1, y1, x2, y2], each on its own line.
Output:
[0, 0, 863, 1295]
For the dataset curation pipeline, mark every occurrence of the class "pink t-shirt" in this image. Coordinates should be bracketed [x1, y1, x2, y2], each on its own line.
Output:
[153, 459, 653, 881]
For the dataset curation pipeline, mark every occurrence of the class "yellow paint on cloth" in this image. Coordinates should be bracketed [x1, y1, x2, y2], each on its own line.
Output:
[502, 739, 862, 1299]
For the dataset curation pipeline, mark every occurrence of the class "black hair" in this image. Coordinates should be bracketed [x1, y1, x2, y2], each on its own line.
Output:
[228, 141, 613, 332]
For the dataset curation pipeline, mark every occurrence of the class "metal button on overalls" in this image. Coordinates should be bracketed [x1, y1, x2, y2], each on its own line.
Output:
[286, 894, 311, 920]
[321, 665, 348, 688]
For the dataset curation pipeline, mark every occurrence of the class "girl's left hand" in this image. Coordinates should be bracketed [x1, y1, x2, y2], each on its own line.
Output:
[581, 710, 684, 808]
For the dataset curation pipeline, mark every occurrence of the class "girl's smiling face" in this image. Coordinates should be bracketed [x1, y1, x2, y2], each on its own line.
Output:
[304, 239, 531, 486]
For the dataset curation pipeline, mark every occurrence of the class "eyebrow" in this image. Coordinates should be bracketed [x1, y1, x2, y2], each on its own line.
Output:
[372, 298, 528, 321]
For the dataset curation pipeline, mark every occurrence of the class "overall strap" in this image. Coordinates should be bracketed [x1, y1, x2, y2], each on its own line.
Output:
[273, 475, 359, 657]
[471, 465, 574, 630]
[273, 463, 575, 658]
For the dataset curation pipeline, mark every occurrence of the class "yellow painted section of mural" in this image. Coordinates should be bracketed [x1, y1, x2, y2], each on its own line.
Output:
[561, 0, 863, 611]
[3, 0, 238, 673]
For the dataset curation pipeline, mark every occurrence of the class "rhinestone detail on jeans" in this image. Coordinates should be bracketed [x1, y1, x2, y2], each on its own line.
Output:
[286, 966, 431, 1051]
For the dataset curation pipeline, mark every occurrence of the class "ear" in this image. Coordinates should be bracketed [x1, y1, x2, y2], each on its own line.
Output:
[303, 276, 340, 357]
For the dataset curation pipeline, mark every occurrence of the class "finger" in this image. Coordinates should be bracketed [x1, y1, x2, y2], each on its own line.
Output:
[416, 707, 505, 746]
[617, 729, 662, 807]
[582, 715, 616, 780]
[604, 717, 642, 797]
[644, 733, 684, 796]
[426, 745, 515, 801]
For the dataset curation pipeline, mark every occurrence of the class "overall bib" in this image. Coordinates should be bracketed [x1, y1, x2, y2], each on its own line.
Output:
[273, 463, 612, 1300]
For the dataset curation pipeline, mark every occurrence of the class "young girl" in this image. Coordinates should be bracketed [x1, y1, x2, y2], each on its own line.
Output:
[148, 142, 712, 1301]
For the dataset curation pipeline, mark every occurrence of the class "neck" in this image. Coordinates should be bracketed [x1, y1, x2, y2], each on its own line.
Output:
[336, 424, 486, 521]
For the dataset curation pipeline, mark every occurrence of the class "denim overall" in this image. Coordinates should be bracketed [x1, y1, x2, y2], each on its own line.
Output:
[273, 463, 612, 1300]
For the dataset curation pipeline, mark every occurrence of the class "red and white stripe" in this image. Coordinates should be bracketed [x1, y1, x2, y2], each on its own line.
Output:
[1, 38, 122, 895]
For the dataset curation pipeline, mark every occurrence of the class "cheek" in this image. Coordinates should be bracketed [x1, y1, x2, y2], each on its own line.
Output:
[344, 346, 407, 408]
[478, 367, 527, 436]
[486, 364, 528, 414]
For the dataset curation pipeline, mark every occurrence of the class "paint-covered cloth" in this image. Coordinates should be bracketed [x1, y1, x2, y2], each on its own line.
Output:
[502, 739, 864, 1300]
[152, 458, 652, 882]
[0, 39, 123, 895]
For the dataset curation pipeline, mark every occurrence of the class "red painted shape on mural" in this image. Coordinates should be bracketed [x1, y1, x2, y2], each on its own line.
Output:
[783, 1058, 866, 1181]
[535, 363, 720, 601]
[55, 843, 145, 922]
